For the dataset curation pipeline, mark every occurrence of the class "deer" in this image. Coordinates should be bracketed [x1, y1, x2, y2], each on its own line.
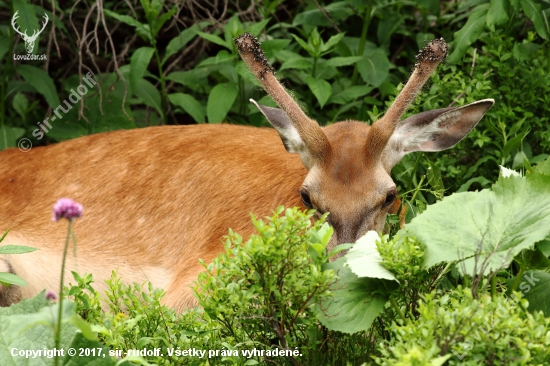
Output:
[0, 34, 493, 312]
[11, 11, 49, 54]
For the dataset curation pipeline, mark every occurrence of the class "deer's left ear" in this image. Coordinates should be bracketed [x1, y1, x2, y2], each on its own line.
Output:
[381, 99, 494, 170]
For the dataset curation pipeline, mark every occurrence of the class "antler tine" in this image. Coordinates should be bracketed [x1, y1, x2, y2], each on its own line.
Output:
[368, 38, 448, 158]
[11, 11, 25, 37]
[234, 33, 329, 161]
[40, 13, 49, 33]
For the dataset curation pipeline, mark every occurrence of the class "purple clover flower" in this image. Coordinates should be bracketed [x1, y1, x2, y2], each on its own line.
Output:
[46, 291, 57, 301]
[52, 198, 83, 222]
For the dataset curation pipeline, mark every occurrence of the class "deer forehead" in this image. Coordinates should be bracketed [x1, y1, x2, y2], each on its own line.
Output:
[302, 120, 395, 210]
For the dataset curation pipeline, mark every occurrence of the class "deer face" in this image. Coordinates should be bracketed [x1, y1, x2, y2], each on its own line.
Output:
[236, 34, 494, 255]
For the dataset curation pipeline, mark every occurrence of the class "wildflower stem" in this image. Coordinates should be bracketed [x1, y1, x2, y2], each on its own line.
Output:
[54, 220, 72, 366]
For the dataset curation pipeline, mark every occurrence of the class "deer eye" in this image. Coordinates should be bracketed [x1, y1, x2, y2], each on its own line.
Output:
[300, 190, 312, 209]
[383, 191, 397, 208]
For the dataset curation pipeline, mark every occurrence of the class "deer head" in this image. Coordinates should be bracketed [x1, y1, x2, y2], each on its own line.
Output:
[235, 33, 494, 255]
[11, 11, 49, 54]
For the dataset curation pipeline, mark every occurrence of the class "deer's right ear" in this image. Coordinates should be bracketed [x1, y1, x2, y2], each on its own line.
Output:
[250, 99, 306, 155]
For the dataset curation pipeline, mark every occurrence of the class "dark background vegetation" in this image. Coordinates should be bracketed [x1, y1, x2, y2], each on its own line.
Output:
[1, 0, 549, 205]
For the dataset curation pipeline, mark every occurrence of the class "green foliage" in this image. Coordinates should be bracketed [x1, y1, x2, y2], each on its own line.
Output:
[0, 228, 36, 287]
[0, 293, 119, 366]
[375, 288, 550, 365]
[404, 165, 550, 276]
[195, 206, 335, 364]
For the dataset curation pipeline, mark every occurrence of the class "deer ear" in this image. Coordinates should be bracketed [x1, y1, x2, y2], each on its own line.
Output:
[381, 99, 494, 169]
[250, 98, 311, 157]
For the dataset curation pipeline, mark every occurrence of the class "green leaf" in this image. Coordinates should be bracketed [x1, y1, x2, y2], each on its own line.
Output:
[151, 7, 177, 37]
[317, 258, 395, 334]
[279, 57, 313, 71]
[346, 231, 399, 282]
[206, 82, 238, 123]
[166, 68, 210, 89]
[536, 240, 550, 256]
[246, 18, 270, 36]
[0, 245, 37, 254]
[162, 25, 197, 65]
[291, 34, 312, 54]
[486, 0, 510, 30]
[168, 93, 205, 123]
[357, 49, 390, 87]
[405, 172, 550, 276]
[196, 30, 231, 50]
[507, 270, 550, 316]
[447, 10, 488, 64]
[0, 126, 25, 150]
[103, 9, 151, 42]
[305, 76, 332, 108]
[134, 78, 162, 116]
[130, 47, 155, 93]
[324, 56, 363, 67]
[426, 158, 444, 198]
[521, 0, 549, 40]
[0, 272, 27, 287]
[293, 2, 354, 26]
[0, 35, 11, 61]
[12, 92, 29, 120]
[16, 64, 60, 108]
[416, 0, 441, 15]
[329, 85, 373, 104]
[321, 33, 345, 54]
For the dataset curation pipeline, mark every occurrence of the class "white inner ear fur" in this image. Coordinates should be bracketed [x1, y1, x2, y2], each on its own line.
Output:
[250, 99, 314, 169]
[380, 99, 494, 171]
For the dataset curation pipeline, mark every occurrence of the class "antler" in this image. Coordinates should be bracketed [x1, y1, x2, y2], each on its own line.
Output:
[234, 33, 330, 161]
[35, 13, 49, 37]
[11, 11, 26, 37]
[367, 38, 448, 159]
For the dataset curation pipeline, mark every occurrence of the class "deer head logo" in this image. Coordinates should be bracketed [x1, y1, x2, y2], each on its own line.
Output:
[11, 11, 49, 54]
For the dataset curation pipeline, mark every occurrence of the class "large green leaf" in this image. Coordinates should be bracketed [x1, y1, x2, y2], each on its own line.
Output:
[521, 0, 549, 40]
[130, 46, 155, 93]
[404, 172, 550, 276]
[486, 0, 510, 30]
[357, 49, 390, 87]
[317, 258, 396, 334]
[447, 9, 488, 64]
[279, 57, 312, 71]
[0, 35, 11, 60]
[206, 82, 238, 123]
[346, 231, 399, 282]
[168, 93, 205, 123]
[507, 270, 550, 316]
[16, 64, 60, 108]
[305, 76, 332, 108]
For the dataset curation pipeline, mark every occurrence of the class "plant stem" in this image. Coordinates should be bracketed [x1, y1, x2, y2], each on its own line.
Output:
[350, 1, 373, 86]
[390, 296, 406, 322]
[154, 47, 168, 125]
[490, 273, 496, 299]
[510, 264, 524, 293]
[54, 220, 72, 366]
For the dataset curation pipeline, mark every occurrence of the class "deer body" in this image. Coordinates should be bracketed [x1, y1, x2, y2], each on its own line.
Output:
[0, 35, 494, 311]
